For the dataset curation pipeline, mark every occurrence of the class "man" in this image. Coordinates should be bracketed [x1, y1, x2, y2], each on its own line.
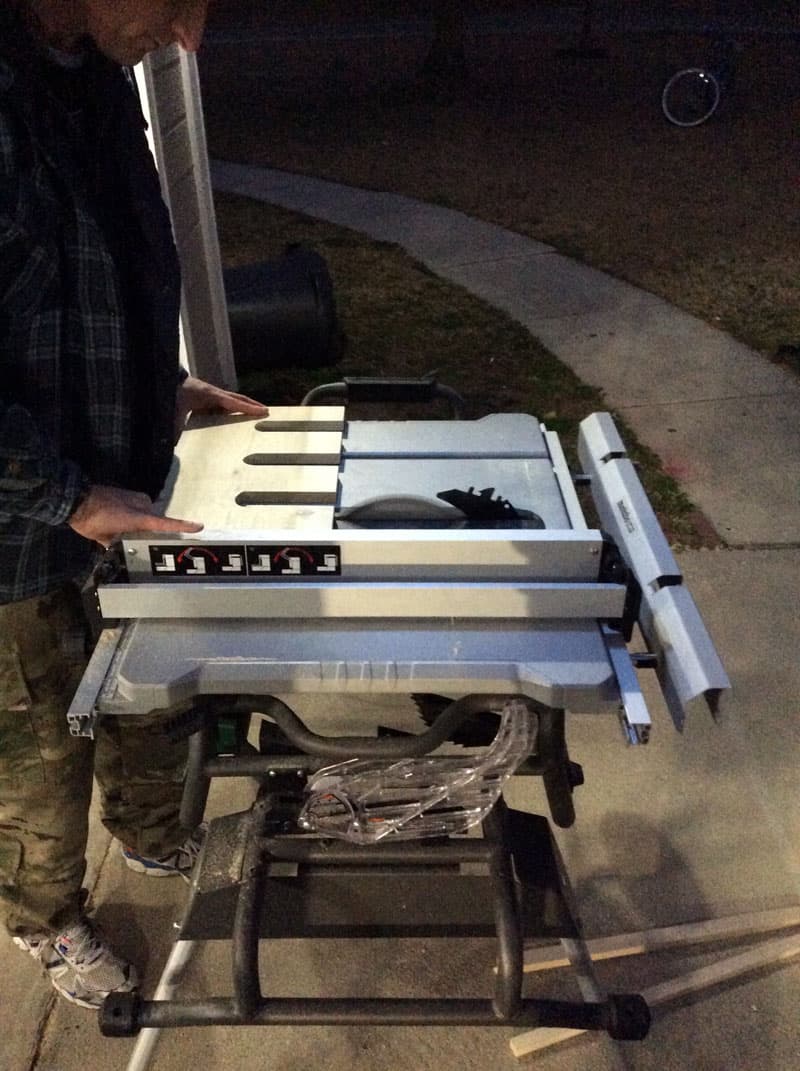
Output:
[0, 0, 268, 1008]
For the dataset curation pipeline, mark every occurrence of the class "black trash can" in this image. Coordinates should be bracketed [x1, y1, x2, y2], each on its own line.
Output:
[223, 244, 343, 372]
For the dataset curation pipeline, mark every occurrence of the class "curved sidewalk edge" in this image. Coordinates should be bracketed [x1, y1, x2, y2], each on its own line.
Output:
[210, 160, 800, 547]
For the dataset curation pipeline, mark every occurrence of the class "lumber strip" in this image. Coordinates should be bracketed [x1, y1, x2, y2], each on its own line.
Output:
[510, 931, 800, 1059]
[522, 906, 800, 972]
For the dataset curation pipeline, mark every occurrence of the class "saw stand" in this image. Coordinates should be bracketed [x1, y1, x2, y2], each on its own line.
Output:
[67, 379, 737, 1066]
[102, 694, 650, 1063]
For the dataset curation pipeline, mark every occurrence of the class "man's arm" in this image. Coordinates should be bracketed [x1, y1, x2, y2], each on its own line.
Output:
[67, 484, 203, 548]
[174, 375, 269, 439]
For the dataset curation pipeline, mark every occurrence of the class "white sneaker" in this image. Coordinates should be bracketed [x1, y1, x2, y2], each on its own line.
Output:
[121, 823, 207, 883]
[14, 917, 138, 1009]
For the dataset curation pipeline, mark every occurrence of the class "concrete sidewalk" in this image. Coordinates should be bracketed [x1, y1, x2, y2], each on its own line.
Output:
[3, 170, 798, 1071]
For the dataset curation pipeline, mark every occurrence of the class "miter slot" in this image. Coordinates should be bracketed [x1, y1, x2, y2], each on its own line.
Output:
[253, 405, 345, 432]
[255, 420, 344, 433]
[243, 453, 341, 466]
[241, 430, 343, 467]
[236, 491, 338, 506]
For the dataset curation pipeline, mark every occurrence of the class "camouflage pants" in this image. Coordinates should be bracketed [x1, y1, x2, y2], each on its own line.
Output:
[0, 584, 188, 937]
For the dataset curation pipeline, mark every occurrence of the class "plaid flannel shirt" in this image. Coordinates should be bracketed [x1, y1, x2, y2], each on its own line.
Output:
[0, 12, 182, 602]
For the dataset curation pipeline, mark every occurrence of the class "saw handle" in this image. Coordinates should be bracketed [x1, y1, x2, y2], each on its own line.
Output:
[302, 375, 465, 417]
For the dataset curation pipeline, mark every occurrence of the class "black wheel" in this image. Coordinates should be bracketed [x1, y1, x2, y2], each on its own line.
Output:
[661, 67, 721, 127]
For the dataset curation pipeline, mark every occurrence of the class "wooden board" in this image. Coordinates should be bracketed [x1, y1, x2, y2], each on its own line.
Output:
[510, 923, 800, 1059]
[522, 906, 800, 972]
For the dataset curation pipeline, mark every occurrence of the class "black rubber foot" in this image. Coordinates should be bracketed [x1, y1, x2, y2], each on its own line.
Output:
[567, 760, 585, 788]
[606, 993, 651, 1041]
[100, 991, 141, 1037]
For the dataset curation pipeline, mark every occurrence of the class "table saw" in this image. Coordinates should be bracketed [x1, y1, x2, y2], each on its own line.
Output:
[68, 380, 729, 1048]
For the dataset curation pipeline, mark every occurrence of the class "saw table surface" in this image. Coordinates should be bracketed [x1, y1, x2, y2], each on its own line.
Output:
[70, 406, 728, 739]
[91, 407, 617, 716]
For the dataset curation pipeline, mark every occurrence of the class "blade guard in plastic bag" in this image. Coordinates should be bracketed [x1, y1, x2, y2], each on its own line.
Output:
[297, 699, 537, 843]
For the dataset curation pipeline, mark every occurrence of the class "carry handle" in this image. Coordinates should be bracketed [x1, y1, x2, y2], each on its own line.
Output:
[301, 374, 465, 417]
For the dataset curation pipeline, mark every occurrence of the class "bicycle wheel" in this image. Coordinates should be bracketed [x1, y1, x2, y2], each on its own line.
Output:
[661, 67, 721, 127]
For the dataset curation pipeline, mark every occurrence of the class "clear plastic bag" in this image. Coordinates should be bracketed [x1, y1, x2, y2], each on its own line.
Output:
[298, 699, 537, 844]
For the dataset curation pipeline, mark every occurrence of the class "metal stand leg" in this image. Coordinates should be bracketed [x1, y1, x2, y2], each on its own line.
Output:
[124, 937, 197, 1071]
[232, 798, 273, 1020]
[179, 719, 215, 830]
[484, 800, 523, 1019]
[561, 938, 604, 1003]
[548, 820, 605, 1004]
[537, 709, 578, 829]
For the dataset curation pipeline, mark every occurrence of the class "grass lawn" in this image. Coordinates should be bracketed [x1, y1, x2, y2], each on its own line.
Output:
[216, 191, 714, 547]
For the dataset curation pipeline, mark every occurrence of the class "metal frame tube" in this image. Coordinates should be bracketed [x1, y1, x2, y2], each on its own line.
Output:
[127, 995, 618, 1030]
[484, 802, 523, 1020]
[537, 708, 576, 828]
[179, 721, 214, 830]
[232, 800, 272, 1019]
[259, 839, 491, 865]
[232, 693, 537, 760]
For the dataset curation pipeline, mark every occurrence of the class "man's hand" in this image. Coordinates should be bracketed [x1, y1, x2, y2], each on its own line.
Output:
[68, 485, 203, 548]
[175, 375, 269, 439]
